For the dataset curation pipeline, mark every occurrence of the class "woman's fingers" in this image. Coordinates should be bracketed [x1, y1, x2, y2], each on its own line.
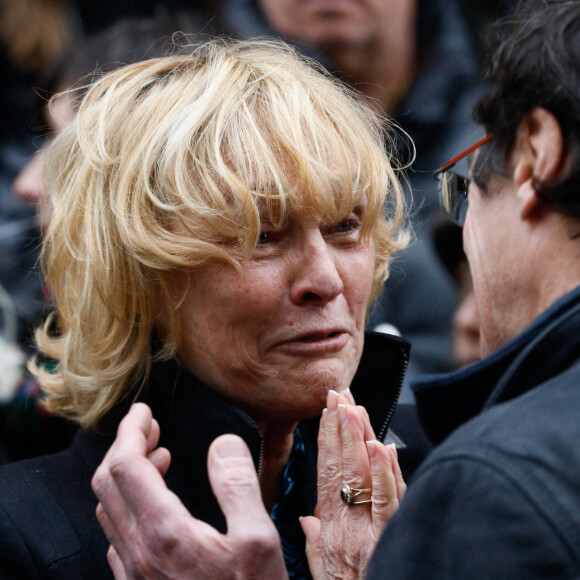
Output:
[107, 546, 128, 580]
[343, 387, 356, 406]
[300, 515, 322, 580]
[314, 391, 404, 580]
[338, 403, 372, 490]
[318, 390, 375, 516]
[340, 388, 376, 444]
[361, 406, 376, 446]
[366, 441, 404, 538]
[391, 445, 407, 502]
[317, 390, 343, 515]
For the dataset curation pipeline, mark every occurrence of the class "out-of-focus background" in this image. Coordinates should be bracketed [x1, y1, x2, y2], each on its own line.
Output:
[0, 0, 516, 463]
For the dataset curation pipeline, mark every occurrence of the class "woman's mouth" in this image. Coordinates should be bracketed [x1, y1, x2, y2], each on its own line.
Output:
[275, 330, 350, 353]
[300, 331, 341, 341]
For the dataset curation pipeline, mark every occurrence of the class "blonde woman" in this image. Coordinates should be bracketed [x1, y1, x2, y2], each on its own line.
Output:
[0, 39, 412, 579]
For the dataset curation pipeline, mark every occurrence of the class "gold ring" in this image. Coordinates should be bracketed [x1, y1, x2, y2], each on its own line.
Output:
[340, 484, 372, 505]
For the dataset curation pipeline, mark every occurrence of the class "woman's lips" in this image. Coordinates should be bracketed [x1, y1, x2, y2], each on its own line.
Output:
[274, 330, 350, 353]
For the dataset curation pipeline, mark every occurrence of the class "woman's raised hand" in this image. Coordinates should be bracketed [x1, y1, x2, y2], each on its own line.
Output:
[301, 389, 406, 579]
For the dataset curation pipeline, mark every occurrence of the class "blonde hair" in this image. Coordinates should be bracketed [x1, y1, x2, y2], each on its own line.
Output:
[33, 38, 408, 428]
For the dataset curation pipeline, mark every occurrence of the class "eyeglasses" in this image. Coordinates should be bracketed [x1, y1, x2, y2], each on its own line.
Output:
[434, 134, 493, 226]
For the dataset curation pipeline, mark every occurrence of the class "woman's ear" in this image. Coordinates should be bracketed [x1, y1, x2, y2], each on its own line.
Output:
[513, 108, 566, 221]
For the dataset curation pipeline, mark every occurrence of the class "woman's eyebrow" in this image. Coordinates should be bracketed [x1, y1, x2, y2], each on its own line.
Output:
[352, 198, 368, 215]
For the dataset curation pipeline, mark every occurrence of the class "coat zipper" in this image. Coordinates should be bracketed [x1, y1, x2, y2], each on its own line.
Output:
[377, 349, 409, 443]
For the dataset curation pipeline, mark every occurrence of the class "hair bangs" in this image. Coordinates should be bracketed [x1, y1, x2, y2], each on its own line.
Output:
[178, 59, 393, 253]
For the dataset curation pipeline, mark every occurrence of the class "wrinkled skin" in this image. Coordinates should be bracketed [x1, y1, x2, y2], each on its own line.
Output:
[92, 404, 288, 580]
[301, 389, 406, 579]
[92, 395, 405, 580]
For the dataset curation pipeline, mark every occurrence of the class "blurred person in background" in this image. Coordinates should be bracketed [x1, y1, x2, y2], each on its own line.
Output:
[220, 0, 490, 393]
[0, 0, 78, 348]
[0, 0, 217, 348]
[0, 11, 208, 464]
[432, 217, 480, 368]
[12, 11, 209, 236]
[0, 0, 79, 464]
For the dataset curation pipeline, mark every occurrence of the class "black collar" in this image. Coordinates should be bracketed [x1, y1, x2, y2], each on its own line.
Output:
[412, 285, 580, 444]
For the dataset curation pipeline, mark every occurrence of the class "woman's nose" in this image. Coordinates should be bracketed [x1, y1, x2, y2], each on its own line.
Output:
[289, 233, 344, 306]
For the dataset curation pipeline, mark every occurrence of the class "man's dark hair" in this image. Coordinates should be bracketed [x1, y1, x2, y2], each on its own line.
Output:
[472, 0, 580, 217]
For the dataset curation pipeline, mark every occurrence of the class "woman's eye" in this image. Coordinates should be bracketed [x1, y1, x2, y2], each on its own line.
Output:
[256, 226, 283, 248]
[335, 221, 354, 233]
[333, 213, 362, 235]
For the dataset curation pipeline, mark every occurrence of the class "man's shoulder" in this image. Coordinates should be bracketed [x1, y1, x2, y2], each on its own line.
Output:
[419, 351, 580, 461]
[420, 364, 580, 502]
[371, 441, 580, 579]
[370, 369, 580, 579]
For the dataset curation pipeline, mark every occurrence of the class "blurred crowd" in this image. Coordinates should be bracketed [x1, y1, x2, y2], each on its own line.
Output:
[0, 0, 514, 463]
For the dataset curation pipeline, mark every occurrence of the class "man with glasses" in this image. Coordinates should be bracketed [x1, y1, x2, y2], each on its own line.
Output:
[435, 133, 494, 228]
[367, 1, 580, 576]
[92, 1, 580, 578]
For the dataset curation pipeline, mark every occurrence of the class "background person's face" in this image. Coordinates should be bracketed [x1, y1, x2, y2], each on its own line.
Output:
[452, 262, 480, 367]
[12, 93, 75, 233]
[171, 201, 375, 426]
[258, 0, 412, 49]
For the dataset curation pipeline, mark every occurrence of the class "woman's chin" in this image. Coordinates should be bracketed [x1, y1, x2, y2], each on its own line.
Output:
[295, 361, 356, 404]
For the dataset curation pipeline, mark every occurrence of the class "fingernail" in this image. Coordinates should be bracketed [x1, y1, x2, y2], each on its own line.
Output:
[366, 440, 377, 458]
[213, 435, 249, 459]
[327, 389, 339, 411]
[338, 403, 347, 421]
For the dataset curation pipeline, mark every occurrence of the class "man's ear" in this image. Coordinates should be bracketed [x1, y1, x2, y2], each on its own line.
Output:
[527, 108, 566, 182]
[513, 108, 566, 221]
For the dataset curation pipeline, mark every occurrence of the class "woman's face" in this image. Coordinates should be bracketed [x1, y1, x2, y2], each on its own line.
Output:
[172, 200, 375, 425]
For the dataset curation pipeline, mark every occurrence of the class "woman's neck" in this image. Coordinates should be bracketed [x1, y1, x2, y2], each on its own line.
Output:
[257, 421, 298, 512]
